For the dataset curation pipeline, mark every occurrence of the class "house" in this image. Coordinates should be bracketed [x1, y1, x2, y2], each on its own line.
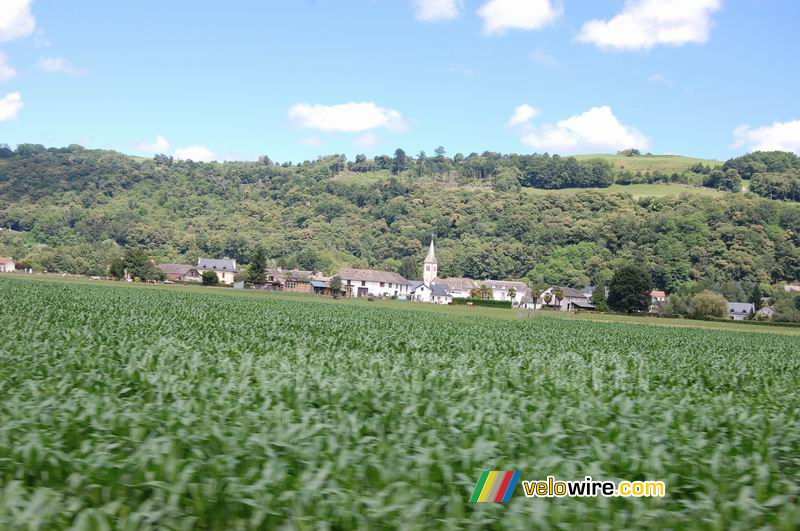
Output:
[409, 281, 432, 303]
[527, 286, 596, 311]
[727, 302, 754, 321]
[0, 257, 15, 273]
[432, 277, 478, 299]
[784, 284, 800, 293]
[649, 290, 667, 314]
[264, 268, 317, 293]
[197, 257, 238, 285]
[157, 263, 201, 282]
[756, 306, 775, 320]
[309, 279, 344, 297]
[477, 280, 530, 306]
[431, 283, 453, 304]
[337, 268, 410, 298]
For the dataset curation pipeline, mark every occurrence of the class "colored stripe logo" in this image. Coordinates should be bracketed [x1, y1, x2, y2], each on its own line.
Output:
[469, 471, 521, 503]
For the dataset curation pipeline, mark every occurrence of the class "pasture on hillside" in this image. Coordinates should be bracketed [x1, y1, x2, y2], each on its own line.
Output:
[1, 277, 799, 529]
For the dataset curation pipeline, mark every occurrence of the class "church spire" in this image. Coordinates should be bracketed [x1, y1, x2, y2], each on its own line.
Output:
[423, 235, 438, 285]
[424, 235, 437, 265]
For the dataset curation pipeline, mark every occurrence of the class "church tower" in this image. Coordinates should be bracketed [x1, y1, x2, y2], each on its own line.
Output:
[423, 236, 438, 285]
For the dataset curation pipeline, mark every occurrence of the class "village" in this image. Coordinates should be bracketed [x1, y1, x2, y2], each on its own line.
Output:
[6, 236, 776, 321]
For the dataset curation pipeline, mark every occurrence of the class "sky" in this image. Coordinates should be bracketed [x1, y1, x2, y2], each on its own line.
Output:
[0, 0, 798, 163]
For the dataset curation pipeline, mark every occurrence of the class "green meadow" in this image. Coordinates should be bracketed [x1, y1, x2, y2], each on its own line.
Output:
[1, 276, 799, 529]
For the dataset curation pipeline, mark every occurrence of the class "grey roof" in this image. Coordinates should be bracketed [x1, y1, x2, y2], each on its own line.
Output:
[434, 277, 478, 291]
[424, 238, 437, 265]
[549, 286, 586, 299]
[408, 281, 426, 292]
[727, 302, 755, 314]
[478, 280, 528, 292]
[157, 263, 197, 276]
[266, 269, 313, 281]
[337, 268, 410, 285]
[572, 301, 597, 310]
[310, 280, 329, 288]
[197, 257, 238, 272]
[431, 284, 451, 297]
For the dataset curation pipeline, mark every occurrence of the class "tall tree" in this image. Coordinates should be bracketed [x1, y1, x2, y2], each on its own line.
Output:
[246, 246, 267, 284]
[607, 264, 652, 314]
[392, 149, 408, 175]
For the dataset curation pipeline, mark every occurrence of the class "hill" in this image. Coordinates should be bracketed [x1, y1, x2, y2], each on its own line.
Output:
[0, 145, 798, 294]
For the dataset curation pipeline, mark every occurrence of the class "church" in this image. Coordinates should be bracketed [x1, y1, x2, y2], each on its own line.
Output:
[409, 237, 531, 306]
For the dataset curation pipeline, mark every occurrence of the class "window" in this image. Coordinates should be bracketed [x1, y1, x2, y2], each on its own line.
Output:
[389, 283, 393, 288]
[347, 280, 352, 285]
[426, 265, 430, 271]
[380, 282, 385, 287]
[361, 281, 366, 286]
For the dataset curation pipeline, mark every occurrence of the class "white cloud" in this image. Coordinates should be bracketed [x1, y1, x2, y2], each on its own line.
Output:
[648, 72, 675, 86]
[578, 0, 722, 51]
[0, 51, 16, 82]
[299, 136, 323, 147]
[37, 57, 85, 76]
[529, 48, 560, 67]
[414, 0, 462, 22]
[477, 0, 561, 35]
[354, 133, 380, 150]
[0, 91, 22, 121]
[0, 0, 35, 42]
[134, 135, 170, 153]
[508, 104, 540, 128]
[732, 120, 800, 154]
[520, 106, 651, 153]
[174, 145, 217, 162]
[288, 102, 408, 133]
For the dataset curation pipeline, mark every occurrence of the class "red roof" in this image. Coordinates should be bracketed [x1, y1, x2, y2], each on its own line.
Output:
[650, 290, 666, 298]
[0, 256, 14, 264]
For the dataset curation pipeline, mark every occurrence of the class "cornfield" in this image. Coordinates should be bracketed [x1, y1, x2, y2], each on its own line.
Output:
[1, 277, 799, 529]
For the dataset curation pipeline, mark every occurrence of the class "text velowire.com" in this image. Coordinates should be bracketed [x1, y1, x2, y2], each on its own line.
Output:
[469, 472, 666, 503]
[522, 476, 666, 498]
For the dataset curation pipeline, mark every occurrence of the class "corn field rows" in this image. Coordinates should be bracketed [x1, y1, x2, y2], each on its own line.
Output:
[1, 277, 799, 529]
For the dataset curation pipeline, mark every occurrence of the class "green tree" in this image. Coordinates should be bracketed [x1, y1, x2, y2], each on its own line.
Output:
[392, 149, 408, 175]
[246, 246, 267, 284]
[122, 247, 163, 281]
[109, 256, 125, 280]
[688, 290, 728, 319]
[553, 287, 564, 308]
[508, 287, 516, 303]
[590, 285, 608, 312]
[607, 264, 652, 314]
[750, 284, 764, 311]
[202, 270, 220, 286]
[329, 275, 342, 299]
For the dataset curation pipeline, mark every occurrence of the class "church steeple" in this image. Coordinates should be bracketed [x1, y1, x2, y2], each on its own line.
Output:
[423, 235, 438, 284]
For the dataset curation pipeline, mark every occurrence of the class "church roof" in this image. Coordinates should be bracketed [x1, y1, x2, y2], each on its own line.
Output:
[424, 238, 437, 264]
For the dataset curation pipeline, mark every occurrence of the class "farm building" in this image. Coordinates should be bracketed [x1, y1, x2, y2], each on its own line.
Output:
[157, 264, 201, 282]
[337, 268, 410, 298]
[0, 257, 15, 273]
[526, 287, 596, 311]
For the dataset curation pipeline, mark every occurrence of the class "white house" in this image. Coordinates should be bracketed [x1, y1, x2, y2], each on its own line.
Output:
[338, 268, 410, 298]
[197, 257, 238, 285]
[409, 281, 432, 303]
[727, 302, 754, 321]
[526, 286, 596, 311]
[0, 257, 15, 273]
[478, 280, 529, 306]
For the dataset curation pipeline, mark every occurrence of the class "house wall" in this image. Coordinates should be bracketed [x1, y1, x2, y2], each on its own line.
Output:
[199, 269, 235, 285]
[0, 263, 14, 273]
[343, 278, 409, 298]
[412, 287, 432, 302]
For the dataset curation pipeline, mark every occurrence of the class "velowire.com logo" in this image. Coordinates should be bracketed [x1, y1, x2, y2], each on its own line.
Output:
[469, 471, 521, 503]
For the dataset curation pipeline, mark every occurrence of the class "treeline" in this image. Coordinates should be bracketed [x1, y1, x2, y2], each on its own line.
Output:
[0, 145, 799, 295]
[723, 151, 800, 201]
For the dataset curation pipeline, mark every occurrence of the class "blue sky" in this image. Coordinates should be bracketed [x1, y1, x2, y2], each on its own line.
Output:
[0, 0, 798, 162]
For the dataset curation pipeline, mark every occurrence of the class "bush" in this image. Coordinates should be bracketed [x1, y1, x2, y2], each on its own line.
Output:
[689, 290, 727, 319]
[201, 271, 220, 286]
[452, 298, 512, 309]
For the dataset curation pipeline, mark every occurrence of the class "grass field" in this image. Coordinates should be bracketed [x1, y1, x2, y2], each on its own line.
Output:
[574, 154, 724, 174]
[2, 276, 799, 529]
[522, 183, 726, 200]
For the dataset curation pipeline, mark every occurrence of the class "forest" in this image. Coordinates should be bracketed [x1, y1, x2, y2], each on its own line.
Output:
[1, 144, 799, 300]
